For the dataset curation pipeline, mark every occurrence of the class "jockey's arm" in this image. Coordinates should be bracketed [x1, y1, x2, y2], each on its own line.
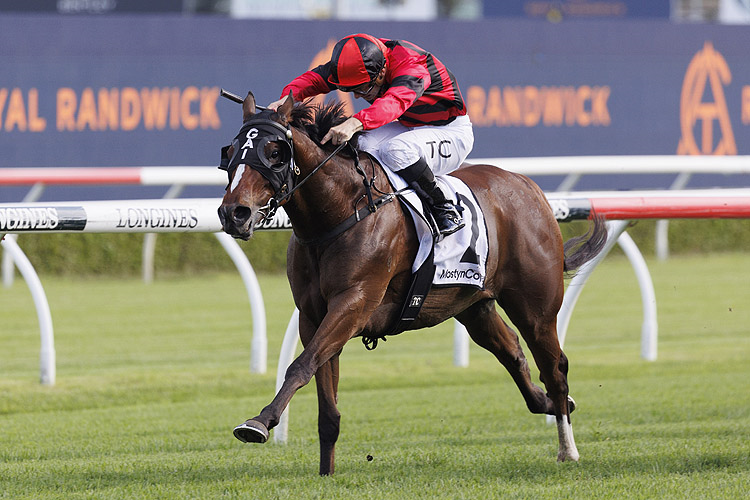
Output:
[268, 65, 335, 110]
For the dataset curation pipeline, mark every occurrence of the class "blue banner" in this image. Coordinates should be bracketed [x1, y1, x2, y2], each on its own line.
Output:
[483, 1, 670, 19]
[1, 15, 749, 199]
[1, 0, 182, 13]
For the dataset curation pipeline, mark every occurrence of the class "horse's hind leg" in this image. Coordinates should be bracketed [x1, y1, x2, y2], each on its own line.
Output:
[500, 293, 580, 462]
[455, 299, 553, 416]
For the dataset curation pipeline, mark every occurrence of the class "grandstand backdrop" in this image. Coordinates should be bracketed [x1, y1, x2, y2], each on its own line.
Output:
[1, 9, 749, 201]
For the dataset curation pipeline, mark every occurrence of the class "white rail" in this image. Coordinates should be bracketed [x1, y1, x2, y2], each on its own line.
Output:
[4, 188, 750, 388]
[469, 155, 750, 176]
[1, 198, 273, 381]
[2, 158, 749, 387]
[1, 237, 55, 385]
[3, 155, 748, 282]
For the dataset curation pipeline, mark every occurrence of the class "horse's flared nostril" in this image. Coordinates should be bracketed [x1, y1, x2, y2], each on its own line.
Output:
[232, 205, 252, 226]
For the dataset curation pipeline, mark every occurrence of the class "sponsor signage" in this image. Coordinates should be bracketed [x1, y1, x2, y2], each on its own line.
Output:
[0, 86, 221, 135]
[0, 206, 86, 231]
[114, 207, 199, 230]
[0, 16, 748, 201]
[253, 210, 292, 230]
[483, 1, 669, 19]
[1, 0, 182, 13]
[0, 199, 292, 233]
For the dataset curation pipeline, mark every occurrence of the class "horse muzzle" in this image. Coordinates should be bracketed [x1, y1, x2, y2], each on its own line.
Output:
[218, 203, 255, 240]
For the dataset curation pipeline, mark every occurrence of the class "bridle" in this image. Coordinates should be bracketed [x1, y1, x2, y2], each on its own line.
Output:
[218, 90, 396, 244]
[220, 114, 349, 225]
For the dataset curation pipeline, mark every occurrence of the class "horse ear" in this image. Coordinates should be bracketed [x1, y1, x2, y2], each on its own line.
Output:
[242, 91, 257, 121]
[277, 91, 295, 120]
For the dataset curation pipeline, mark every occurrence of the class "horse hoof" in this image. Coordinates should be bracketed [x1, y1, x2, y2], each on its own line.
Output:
[557, 450, 580, 462]
[233, 420, 269, 443]
[543, 395, 577, 416]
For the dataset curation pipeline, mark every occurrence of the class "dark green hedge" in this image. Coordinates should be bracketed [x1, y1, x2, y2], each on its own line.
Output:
[7, 219, 749, 278]
[9, 231, 291, 278]
[560, 219, 750, 256]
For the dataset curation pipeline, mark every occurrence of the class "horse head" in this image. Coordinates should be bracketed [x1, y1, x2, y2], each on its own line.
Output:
[218, 91, 297, 240]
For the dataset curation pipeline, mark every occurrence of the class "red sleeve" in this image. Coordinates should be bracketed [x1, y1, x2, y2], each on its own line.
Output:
[281, 64, 336, 101]
[353, 53, 431, 130]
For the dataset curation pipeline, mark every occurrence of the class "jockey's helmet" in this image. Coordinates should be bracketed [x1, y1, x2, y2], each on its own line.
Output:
[328, 34, 387, 90]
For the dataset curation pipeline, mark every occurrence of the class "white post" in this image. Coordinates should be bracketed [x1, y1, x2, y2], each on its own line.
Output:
[453, 320, 469, 367]
[213, 232, 267, 374]
[1, 236, 56, 385]
[555, 172, 582, 192]
[142, 184, 186, 283]
[656, 172, 692, 261]
[2, 183, 46, 288]
[654, 220, 670, 261]
[557, 220, 658, 358]
[141, 233, 158, 284]
[274, 308, 300, 444]
[141, 184, 185, 283]
[557, 220, 630, 348]
[2, 234, 19, 288]
[616, 232, 658, 361]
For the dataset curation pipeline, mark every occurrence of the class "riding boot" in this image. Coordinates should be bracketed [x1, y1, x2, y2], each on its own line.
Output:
[399, 158, 465, 236]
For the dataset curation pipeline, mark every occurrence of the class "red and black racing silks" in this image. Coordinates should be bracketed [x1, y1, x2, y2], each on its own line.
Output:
[280, 38, 466, 130]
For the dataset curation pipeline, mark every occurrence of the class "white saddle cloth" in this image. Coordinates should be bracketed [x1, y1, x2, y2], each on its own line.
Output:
[379, 165, 489, 289]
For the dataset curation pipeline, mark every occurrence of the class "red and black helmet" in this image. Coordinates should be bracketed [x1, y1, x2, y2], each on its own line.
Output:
[327, 34, 387, 89]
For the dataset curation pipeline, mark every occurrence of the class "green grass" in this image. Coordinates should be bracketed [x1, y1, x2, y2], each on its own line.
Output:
[1, 253, 749, 499]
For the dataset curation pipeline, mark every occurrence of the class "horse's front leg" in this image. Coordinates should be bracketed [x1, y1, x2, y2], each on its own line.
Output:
[233, 292, 377, 451]
[316, 353, 340, 475]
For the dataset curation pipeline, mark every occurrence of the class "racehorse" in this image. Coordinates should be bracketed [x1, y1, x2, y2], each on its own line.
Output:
[218, 91, 607, 475]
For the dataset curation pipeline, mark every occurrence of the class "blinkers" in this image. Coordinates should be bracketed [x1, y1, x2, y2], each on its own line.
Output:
[219, 116, 298, 198]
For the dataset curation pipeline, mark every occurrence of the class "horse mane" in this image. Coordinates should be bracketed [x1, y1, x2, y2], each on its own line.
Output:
[288, 100, 358, 149]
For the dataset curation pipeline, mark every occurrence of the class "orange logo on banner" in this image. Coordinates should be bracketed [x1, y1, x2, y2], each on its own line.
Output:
[306, 40, 354, 115]
[677, 42, 737, 155]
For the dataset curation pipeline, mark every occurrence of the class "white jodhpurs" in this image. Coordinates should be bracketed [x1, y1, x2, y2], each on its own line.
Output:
[356, 115, 474, 176]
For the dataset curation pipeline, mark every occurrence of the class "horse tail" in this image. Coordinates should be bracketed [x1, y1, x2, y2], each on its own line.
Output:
[562, 215, 608, 276]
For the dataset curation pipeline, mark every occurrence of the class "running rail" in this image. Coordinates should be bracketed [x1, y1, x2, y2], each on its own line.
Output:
[3, 157, 748, 280]
[3, 189, 750, 388]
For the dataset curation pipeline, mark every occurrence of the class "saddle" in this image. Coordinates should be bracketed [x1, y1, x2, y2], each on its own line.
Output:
[361, 153, 490, 347]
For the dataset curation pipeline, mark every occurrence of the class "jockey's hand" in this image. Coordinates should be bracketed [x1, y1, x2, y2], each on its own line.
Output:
[267, 95, 290, 111]
[321, 117, 364, 146]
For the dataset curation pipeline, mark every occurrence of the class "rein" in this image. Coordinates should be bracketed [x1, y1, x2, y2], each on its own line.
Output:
[254, 140, 349, 227]
[279, 141, 348, 204]
[293, 144, 396, 246]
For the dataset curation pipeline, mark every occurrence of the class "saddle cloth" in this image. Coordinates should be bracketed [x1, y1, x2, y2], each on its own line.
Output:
[377, 161, 489, 289]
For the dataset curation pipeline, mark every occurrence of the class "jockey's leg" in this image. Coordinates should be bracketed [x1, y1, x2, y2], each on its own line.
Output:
[360, 117, 473, 236]
[399, 157, 465, 236]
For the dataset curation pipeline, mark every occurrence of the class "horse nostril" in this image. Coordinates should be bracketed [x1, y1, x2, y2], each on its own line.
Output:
[218, 206, 229, 225]
[232, 206, 252, 226]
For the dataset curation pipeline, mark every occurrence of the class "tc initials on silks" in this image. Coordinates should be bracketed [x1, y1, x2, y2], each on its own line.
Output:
[426, 140, 452, 158]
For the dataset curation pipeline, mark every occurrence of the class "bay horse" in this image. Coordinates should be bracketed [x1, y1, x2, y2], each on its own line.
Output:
[218, 91, 607, 475]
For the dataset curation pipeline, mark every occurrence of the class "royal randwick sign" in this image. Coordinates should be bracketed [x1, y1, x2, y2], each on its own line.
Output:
[1, 16, 748, 191]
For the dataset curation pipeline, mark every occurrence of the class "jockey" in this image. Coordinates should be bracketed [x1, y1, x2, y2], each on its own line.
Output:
[268, 33, 473, 236]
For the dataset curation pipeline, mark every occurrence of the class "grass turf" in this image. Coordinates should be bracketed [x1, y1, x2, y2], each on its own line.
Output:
[1, 253, 749, 499]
